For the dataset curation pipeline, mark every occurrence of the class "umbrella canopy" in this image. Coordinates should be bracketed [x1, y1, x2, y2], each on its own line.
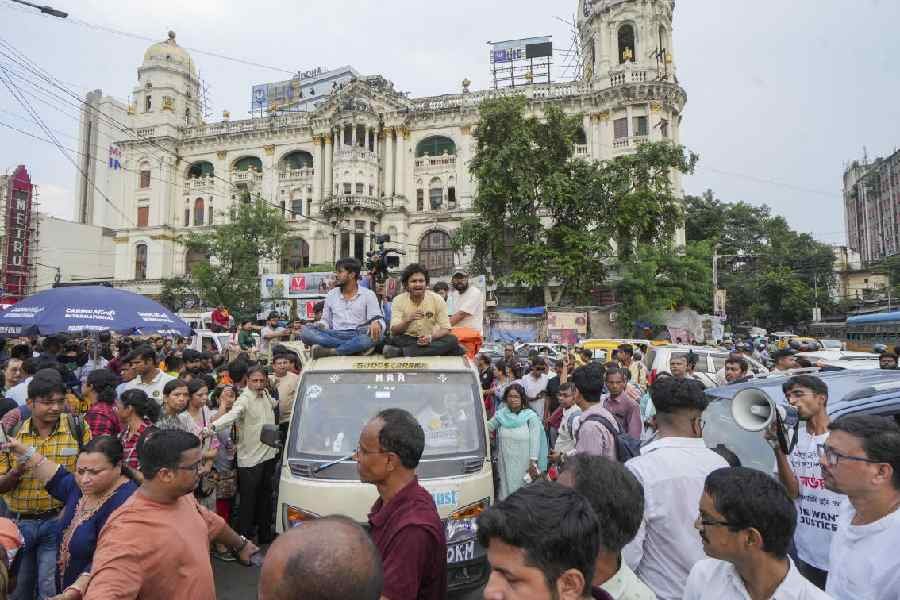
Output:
[0, 286, 192, 338]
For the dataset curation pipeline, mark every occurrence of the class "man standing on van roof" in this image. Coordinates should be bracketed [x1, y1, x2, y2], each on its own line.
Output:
[301, 257, 385, 359]
[354, 409, 447, 600]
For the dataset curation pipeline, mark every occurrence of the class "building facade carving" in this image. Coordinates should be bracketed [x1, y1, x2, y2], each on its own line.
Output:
[74, 0, 686, 297]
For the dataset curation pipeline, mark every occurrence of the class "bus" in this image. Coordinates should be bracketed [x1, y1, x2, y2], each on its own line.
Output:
[845, 311, 900, 352]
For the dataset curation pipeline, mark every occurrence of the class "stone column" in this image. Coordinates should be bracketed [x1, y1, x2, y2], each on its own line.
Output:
[351, 123, 357, 148]
[316, 136, 325, 202]
[395, 128, 406, 198]
[324, 134, 333, 200]
[384, 127, 395, 197]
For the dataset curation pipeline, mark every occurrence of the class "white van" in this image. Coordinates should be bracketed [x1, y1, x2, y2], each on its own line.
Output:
[268, 352, 493, 593]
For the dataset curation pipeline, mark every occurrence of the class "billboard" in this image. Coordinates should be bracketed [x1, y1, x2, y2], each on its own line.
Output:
[251, 66, 360, 114]
[489, 36, 552, 64]
[3, 166, 34, 303]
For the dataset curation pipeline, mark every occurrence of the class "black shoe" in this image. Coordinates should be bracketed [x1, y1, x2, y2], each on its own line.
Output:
[383, 345, 402, 359]
[311, 345, 337, 360]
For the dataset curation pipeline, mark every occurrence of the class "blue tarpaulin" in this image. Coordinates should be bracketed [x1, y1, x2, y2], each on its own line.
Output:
[497, 307, 545, 316]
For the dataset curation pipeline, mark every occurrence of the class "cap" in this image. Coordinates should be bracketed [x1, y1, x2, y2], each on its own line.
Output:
[182, 349, 202, 362]
[452, 268, 468, 277]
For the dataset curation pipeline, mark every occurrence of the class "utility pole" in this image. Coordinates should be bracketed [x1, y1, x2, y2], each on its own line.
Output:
[712, 244, 719, 316]
[9, 0, 68, 18]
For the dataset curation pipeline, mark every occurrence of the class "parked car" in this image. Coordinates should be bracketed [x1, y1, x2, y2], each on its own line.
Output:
[797, 350, 879, 370]
[702, 370, 900, 473]
[643, 344, 769, 387]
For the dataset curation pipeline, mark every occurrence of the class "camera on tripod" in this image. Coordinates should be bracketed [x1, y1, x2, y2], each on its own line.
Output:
[366, 234, 405, 284]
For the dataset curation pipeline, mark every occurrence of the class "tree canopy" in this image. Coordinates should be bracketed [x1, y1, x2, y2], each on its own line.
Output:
[452, 95, 697, 305]
[162, 197, 288, 319]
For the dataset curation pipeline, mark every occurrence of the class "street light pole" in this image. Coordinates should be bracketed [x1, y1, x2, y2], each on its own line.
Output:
[9, 0, 68, 18]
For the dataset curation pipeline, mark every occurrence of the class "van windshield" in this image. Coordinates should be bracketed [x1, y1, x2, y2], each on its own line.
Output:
[289, 371, 484, 459]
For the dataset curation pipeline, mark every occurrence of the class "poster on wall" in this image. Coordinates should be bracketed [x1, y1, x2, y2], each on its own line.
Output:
[547, 311, 588, 334]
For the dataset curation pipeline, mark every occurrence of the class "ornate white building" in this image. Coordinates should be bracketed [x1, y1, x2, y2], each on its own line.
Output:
[74, 0, 686, 298]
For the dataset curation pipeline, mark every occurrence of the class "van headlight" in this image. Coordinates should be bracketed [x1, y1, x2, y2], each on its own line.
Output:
[445, 497, 489, 542]
[283, 504, 320, 530]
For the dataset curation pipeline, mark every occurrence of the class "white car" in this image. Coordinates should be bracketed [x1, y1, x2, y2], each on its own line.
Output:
[797, 350, 879, 370]
[643, 345, 769, 387]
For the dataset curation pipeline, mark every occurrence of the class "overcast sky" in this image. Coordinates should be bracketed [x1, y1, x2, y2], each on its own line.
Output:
[2, 0, 898, 247]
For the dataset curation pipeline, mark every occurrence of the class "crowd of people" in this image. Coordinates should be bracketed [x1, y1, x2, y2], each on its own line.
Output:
[0, 256, 897, 599]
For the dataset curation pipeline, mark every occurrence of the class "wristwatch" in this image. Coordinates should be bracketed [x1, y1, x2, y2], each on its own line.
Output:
[235, 535, 249, 553]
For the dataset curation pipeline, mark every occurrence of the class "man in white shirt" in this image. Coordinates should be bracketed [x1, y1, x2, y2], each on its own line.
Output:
[447, 269, 483, 335]
[559, 454, 656, 600]
[684, 467, 831, 600]
[622, 377, 728, 600]
[550, 383, 582, 464]
[823, 415, 900, 600]
[120, 345, 175, 407]
[771, 375, 843, 589]
[521, 358, 550, 420]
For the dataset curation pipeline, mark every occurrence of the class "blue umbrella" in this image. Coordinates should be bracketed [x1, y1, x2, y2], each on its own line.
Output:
[0, 286, 192, 338]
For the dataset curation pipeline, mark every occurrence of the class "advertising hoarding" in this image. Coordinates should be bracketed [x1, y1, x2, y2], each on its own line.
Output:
[3, 166, 34, 303]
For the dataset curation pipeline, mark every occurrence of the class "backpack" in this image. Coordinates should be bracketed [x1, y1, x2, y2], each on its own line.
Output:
[11, 413, 86, 453]
[575, 413, 641, 463]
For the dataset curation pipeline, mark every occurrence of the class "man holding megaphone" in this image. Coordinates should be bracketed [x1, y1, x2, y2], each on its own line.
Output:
[769, 375, 844, 591]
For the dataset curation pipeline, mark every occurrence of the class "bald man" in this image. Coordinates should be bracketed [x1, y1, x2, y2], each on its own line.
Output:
[258, 516, 383, 600]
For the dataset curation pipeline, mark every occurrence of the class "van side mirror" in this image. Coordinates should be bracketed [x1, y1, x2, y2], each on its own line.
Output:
[260, 424, 281, 449]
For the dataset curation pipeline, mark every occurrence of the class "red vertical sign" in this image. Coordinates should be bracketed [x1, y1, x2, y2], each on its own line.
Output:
[3, 166, 34, 303]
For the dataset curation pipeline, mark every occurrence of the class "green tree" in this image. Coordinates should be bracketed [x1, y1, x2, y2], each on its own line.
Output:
[170, 198, 288, 319]
[684, 193, 836, 328]
[615, 241, 714, 331]
[452, 95, 697, 305]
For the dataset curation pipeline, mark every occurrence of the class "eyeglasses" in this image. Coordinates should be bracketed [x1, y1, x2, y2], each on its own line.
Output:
[817, 444, 880, 467]
[173, 459, 203, 472]
[35, 398, 67, 407]
[697, 513, 737, 529]
[355, 445, 388, 457]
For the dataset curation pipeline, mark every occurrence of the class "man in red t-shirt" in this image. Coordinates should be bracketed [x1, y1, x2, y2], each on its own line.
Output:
[355, 409, 447, 600]
[210, 305, 230, 332]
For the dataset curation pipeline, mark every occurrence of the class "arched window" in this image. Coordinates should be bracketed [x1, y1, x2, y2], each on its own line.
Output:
[135, 244, 148, 280]
[184, 247, 206, 277]
[281, 151, 314, 170]
[419, 231, 453, 276]
[187, 161, 214, 179]
[416, 136, 456, 157]
[429, 177, 443, 210]
[574, 127, 587, 145]
[233, 156, 263, 172]
[618, 24, 636, 64]
[281, 238, 310, 272]
[193, 198, 205, 226]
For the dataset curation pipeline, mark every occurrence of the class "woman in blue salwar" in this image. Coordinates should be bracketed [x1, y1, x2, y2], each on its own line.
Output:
[487, 383, 548, 500]
[3, 435, 138, 597]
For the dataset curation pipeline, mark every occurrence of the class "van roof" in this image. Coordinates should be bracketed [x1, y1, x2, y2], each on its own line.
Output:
[301, 354, 475, 373]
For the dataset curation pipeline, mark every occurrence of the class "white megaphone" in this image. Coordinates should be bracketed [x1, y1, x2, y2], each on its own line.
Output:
[730, 388, 800, 432]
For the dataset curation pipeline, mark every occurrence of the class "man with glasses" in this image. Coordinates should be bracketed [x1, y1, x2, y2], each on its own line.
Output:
[354, 409, 446, 600]
[684, 467, 831, 600]
[622, 377, 728, 600]
[0, 373, 91, 600]
[769, 375, 842, 589]
[821, 415, 900, 600]
[84, 429, 258, 599]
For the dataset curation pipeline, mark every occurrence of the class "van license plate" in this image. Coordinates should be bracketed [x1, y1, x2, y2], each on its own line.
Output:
[447, 540, 475, 564]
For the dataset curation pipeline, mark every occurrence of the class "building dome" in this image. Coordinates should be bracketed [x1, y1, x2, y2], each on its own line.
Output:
[142, 31, 196, 75]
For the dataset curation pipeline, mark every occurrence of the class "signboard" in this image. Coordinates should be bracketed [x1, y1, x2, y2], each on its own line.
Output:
[714, 289, 727, 317]
[490, 37, 552, 64]
[261, 273, 335, 300]
[3, 166, 34, 303]
[547, 311, 588, 334]
[250, 66, 359, 114]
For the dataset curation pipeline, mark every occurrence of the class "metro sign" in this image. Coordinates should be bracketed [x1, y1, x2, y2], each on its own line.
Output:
[3, 166, 33, 302]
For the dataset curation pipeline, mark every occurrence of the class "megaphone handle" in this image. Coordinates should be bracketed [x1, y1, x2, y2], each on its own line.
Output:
[775, 411, 790, 455]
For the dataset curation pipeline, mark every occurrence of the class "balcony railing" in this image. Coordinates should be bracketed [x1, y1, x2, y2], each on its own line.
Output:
[232, 170, 263, 183]
[609, 66, 650, 88]
[574, 144, 589, 157]
[279, 168, 315, 181]
[321, 195, 387, 215]
[184, 176, 215, 192]
[134, 127, 156, 138]
[334, 148, 378, 163]
[414, 153, 457, 170]
[612, 135, 649, 149]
